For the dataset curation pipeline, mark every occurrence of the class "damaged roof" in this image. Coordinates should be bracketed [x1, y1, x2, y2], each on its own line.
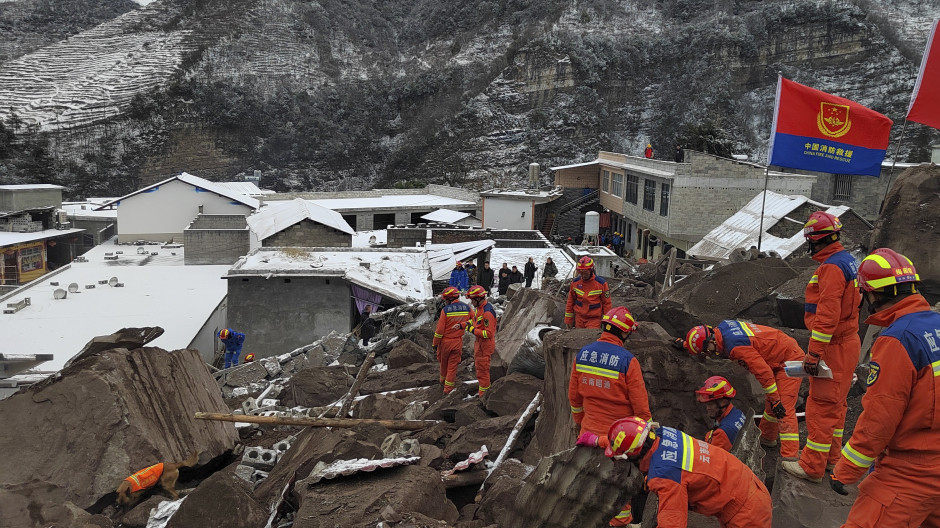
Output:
[687, 191, 869, 260]
[248, 198, 355, 240]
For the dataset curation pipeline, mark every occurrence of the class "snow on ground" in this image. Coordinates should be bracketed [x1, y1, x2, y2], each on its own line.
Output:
[0, 238, 228, 371]
[488, 247, 576, 288]
[351, 229, 388, 248]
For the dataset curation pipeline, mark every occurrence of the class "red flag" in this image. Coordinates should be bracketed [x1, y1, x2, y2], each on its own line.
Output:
[907, 19, 940, 130]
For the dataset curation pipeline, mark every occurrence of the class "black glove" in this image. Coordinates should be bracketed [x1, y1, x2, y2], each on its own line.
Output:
[671, 337, 686, 351]
[828, 473, 848, 496]
[771, 400, 787, 420]
[803, 352, 821, 376]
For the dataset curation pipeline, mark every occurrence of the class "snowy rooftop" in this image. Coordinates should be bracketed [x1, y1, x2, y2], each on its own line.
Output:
[480, 188, 564, 202]
[216, 181, 275, 196]
[687, 191, 857, 260]
[226, 247, 432, 303]
[351, 229, 387, 248]
[0, 227, 84, 247]
[421, 209, 473, 223]
[568, 246, 619, 258]
[489, 247, 577, 286]
[0, 238, 229, 371]
[247, 198, 355, 240]
[0, 184, 65, 190]
[94, 172, 260, 210]
[62, 202, 118, 219]
[302, 195, 475, 212]
[550, 158, 677, 178]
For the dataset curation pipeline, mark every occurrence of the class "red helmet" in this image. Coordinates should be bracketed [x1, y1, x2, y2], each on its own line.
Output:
[803, 211, 843, 241]
[456, 261, 463, 267]
[857, 248, 920, 293]
[684, 325, 714, 356]
[576, 256, 595, 271]
[441, 286, 460, 301]
[467, 285, 487, 300]
[219, 328, 232, 340]
[605, 416, 654, 458]
[244, 353, 255, 363]
[695, 376, 736, 402]
[602, 307, 638, 334]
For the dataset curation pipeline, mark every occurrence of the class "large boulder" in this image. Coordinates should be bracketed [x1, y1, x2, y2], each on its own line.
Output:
[659, 258, 799, 326]
[387, 339, 433, 369]
[0, 483, 113, 528]
[482, 371, 543, 417]
[166, 471, 267, 528]
[292, 465, 459, 527]
[475, 458, 533, 525]
[0, 345, 237, 527]
[771, 461, 857, 527]
[281, 365, 355, 407]
[870, 164, 940, 302]
[360, 362, 443, 394]
[492, 288, 565, 380]
[443, 414, 520, 460]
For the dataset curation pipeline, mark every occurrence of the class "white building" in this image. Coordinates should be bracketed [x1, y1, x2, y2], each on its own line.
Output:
[480, 189, 564, 231]
[94, 172, 260, 243]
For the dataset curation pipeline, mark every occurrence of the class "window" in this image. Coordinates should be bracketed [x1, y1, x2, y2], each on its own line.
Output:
[643, 179, 656, 211]
[611, 173, 624, 198]
[602, 170, 610, 193]
[625, 174, 638, 204]
[660, 182, 670, 216]
[833, 174, 852, 201]
[19, 246, 43, 272]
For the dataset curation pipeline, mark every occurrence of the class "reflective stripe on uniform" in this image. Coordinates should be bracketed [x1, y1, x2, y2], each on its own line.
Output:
[444, 380, 456, 386]
[811, 330, 833, 343]
[588, 289, 604, 295]
[932, 359, 940, 377]
[833, 428, 844, 439]
[763, 382, 778, 394]
[565, 312, 575, 318]
[762, 412, 778, 423]
[779, 433, 800, 442]
[809, 275, 819, 284]
[480, 330, 489, 339]
[446, 311, 469, 317]
[571, 406, 583, 413]
[842, 442, 875, 468]
[434, 333, 443, 338]
[576, 364, 620, 379]
[681, 433, 695, 472]
[806, 439, 831, 452]
[573, 288, 585, 296]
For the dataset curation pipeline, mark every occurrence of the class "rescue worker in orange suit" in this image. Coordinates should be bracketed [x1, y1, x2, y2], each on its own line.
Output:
[782, 211, 861, 482]
[465, 285, 497, 398]
[682, 321, 801, 458]
[570, 307, 650, 527]
[695, 376, 747, 453]
[605, 416, 772, 528]
[565, 256, 611, 329]
[829, 249, 940, 527]
[432, 286, 472, 394]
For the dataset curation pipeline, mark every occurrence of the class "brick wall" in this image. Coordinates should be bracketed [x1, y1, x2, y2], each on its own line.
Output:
[184, 229, 250, 265]
[553, 165, 600, 189]
[189, 214, 248, 229]
[810, 173, 890, 221]
[262, 219, 353, 247]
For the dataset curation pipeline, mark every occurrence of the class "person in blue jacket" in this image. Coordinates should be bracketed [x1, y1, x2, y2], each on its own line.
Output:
[449, 261, 469, 292]
[219, 328, 246, 368]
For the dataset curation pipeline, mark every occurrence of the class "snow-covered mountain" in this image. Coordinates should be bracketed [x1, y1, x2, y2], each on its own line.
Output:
[0, 0, 935, 197]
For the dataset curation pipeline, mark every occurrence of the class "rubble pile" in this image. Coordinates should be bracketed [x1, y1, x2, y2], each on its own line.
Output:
[1, 246, 876, 527]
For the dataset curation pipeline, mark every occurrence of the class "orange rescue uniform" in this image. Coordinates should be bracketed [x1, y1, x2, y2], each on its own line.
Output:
[565, 274, 611, 328]
[569, 332, 650, 526]
[834, 295, 940, 528]
[124, 462, 164, 493]
[432, 299, 472, 393]
[640, 427, 772, 528]
[705, 404, 747, 453]
[470, 300, 498, 397]
[799, 242, 861, 478]
[712, 320, 804, 457]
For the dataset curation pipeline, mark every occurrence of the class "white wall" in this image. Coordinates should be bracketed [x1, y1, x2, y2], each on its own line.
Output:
[117, 179, 254, 242]
[483, 197, 534, 230]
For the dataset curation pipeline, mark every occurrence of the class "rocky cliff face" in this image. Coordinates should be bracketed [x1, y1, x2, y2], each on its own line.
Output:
[0, 0, 935, 196]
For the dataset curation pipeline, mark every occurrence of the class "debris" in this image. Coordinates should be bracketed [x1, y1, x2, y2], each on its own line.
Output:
[194, 412, 443, 431]
[482, 371, 543, 416]
[480, 392, 541, 496]
[300, 456, 421, 485]
[442, 445, 489, 477]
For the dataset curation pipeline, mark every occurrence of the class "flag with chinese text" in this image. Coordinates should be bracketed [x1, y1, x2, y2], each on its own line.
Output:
[768, 77, 893, 176]
[907, 19, 940, 130]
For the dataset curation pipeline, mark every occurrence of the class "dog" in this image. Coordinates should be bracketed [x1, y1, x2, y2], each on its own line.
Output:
[115, 451, 199, 508]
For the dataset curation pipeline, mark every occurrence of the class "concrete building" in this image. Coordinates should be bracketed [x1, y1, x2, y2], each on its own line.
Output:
[184, 214, 254, 265]
[61, 199, 117, 247]
[552, 150, 816, 260]
[1, 185, 85, 286]
[480, 188, 564, 231]
[264, 185, 480, 232]
[224, 247, 432, 359]
[807, 161, 920, 221]
[94, 172, 260, 243]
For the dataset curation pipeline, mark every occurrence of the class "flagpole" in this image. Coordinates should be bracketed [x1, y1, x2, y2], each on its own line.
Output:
[757, 165, 770, 252]
[879, 119, 909, 214]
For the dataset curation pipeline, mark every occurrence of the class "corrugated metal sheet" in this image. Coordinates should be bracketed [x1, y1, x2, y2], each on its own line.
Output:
[427, 240, 496, 280]
[247, 198, 355, 240]
[688, 191, 853, 260]
[421, 209, 471, 223]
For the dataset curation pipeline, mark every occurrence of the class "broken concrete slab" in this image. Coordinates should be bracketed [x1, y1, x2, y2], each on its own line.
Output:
[218, 362, 269, 393]
[503, 446, 642, 528]
[355, 392, 409, 420]
[492, 288, 565, 380]
[483, 371, 543, 417]
[64, 326, 165, 368]
[388, 339, 433, 369]
[281, 365, 355, 407]
[292, 465, 459, 527]
[360, 362, 442, 394]
[0, 346, 237, 523]
[165, 471, 268, 528]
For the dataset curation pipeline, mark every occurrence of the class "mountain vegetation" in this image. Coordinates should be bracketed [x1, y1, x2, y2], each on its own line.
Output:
[0, 0, 936, 198]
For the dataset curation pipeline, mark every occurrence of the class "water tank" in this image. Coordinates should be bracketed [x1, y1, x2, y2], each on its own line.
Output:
[528, 163, 539, 188]
[584, 211, 600, 236]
